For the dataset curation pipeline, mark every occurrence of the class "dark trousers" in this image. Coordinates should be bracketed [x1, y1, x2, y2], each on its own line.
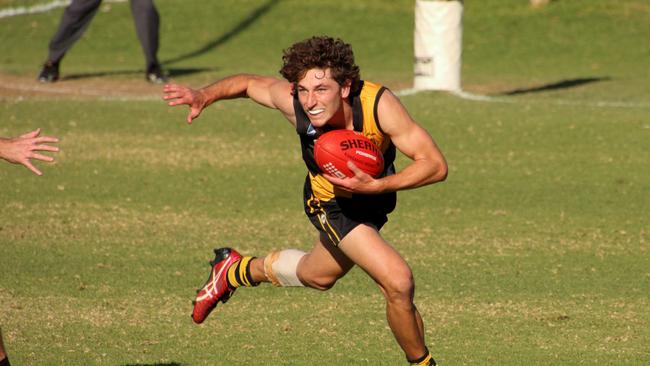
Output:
[47, 0, 160, 68]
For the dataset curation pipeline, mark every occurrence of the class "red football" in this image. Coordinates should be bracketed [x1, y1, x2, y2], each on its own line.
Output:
[314, 129, 384, 178]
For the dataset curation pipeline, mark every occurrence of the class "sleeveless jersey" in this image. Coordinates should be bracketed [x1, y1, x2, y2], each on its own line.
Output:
[295, 80, 397, 215]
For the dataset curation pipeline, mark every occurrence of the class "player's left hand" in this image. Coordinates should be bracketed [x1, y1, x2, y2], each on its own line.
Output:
[163, 83, 206, 124]
[322, 161, 382, 194]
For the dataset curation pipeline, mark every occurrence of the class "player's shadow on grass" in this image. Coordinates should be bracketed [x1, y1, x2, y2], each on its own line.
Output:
[61, 67, 218, 81]
[498, 77, 611, 96]
[161, 0, 279, 66]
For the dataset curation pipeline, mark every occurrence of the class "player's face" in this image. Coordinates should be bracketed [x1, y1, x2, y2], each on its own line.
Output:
[296, 68, 350, 128]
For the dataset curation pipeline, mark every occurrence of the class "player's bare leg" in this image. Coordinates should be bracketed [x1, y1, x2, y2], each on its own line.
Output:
[338, 224, 433, 364]
[193, 238, 353, 324]
[249, 237, 354, 288]
[193, 231, 434, 364]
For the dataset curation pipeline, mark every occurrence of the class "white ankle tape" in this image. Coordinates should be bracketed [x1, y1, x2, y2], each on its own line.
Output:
[263, 249, 306, 287]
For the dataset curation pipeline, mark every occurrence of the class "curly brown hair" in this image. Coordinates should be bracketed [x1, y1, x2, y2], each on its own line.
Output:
[279, 36, 361, 93]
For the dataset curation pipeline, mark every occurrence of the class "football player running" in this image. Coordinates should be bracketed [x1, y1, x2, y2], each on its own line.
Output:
[163, 36, 447, 366]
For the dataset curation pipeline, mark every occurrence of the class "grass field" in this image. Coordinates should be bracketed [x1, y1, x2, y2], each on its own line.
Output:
[1, 1, 649, 365]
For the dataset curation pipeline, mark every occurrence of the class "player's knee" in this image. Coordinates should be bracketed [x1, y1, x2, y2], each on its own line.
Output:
[381, 268, 415, 303]
[263, 249, 307, 287]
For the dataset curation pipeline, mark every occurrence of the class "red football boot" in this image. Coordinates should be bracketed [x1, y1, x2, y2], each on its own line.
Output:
[192, 247, 242, 324]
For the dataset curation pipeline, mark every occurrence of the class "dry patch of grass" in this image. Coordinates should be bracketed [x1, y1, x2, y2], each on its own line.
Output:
[2, 201, 312, 253]
[59, 131, 298, 170]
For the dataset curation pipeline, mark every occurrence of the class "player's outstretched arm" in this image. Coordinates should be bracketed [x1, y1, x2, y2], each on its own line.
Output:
[163, 74, 295, 124]
[0, 128, 59, 176]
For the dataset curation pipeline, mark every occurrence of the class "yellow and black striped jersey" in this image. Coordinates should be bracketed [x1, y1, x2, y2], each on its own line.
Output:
[295, 80, 397, 214]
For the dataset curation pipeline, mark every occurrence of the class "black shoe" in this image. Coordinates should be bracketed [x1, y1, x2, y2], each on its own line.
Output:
[37, 61, 59, 83]
[145, 63, 167, 84]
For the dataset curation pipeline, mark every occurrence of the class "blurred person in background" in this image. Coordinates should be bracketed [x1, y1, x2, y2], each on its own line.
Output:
[0, 128, 59, 364]
[37, 0, 167, 84]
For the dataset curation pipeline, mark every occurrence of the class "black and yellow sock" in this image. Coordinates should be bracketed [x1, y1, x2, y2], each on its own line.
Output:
[0, 356, 11, 366]
[408, 348, 436, 366]
[226, 256, 259, 288]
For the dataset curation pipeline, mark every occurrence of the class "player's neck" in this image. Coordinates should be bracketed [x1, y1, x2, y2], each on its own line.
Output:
[326, 101, 353, 130]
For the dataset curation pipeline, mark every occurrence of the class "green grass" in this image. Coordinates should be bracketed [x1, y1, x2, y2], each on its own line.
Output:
[1, 0, 649, 365]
